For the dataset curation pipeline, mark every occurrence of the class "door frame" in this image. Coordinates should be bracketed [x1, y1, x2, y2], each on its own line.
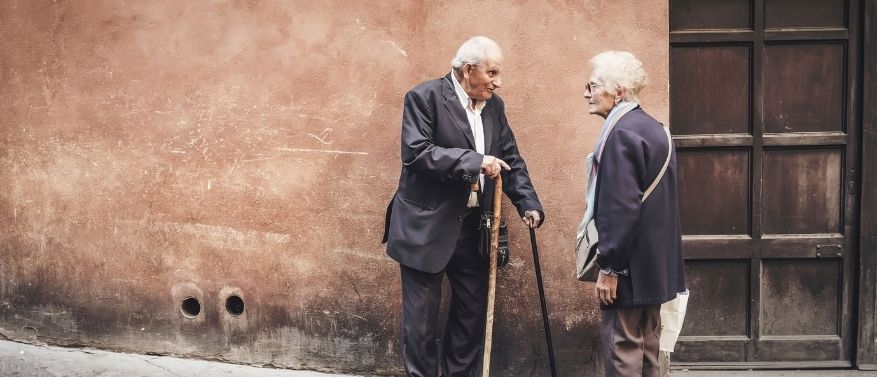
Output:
[856, 0, 877, 370]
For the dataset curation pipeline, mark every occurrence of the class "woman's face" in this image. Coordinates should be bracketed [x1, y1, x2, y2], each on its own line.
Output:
[584, 73, 618, 119]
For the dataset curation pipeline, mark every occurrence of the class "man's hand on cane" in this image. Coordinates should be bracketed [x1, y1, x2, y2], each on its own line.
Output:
[523, 210, 541, 229]
[481, 155, 510, 178]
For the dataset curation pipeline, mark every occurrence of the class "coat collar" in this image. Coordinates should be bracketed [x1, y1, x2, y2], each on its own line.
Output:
[442, 73, 476, 149]
[442, 73, 499, 153]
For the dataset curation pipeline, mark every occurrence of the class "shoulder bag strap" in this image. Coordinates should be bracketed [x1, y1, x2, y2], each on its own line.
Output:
[642, 125, 673, 203]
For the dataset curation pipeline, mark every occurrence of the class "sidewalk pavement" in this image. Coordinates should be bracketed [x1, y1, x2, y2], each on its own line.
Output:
[673, 370, 877, 377]
[670, 369, 877, 377]
[3, 339, 877, 377]
[0, 340, 357, 377]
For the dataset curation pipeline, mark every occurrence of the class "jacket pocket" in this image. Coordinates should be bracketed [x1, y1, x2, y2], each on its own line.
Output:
[401, 197, 435, 212]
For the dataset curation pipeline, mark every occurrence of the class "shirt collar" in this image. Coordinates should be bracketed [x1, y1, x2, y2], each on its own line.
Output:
[450, 71, 486, 112]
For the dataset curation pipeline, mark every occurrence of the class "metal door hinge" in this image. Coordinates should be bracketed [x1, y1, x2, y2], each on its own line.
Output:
[816, 244, 843, 257]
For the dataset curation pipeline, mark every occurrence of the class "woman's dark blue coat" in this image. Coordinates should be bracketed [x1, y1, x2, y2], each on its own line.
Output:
[594, 107, 687, 308]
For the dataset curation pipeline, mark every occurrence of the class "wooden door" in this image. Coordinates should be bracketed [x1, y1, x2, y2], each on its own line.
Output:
[669, 0, 861, 368]
[856, 0, 877, 370]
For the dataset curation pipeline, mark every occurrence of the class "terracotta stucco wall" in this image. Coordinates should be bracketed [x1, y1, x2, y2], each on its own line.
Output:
[0, 1, 668, 375]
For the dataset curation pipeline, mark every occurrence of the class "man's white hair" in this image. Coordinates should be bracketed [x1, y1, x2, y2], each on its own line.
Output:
[451, 36, 502, 72]
[589, 51, 648, 104]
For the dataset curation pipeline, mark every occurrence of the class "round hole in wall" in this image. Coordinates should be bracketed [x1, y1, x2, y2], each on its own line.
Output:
[225, 295, 245, 316]
[180, 297, 201, 318]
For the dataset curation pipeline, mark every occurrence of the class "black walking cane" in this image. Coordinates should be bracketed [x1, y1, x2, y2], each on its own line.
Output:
[527, 218, 558, 377]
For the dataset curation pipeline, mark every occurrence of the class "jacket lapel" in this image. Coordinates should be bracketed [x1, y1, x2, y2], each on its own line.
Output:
[442, 74, 476, 149]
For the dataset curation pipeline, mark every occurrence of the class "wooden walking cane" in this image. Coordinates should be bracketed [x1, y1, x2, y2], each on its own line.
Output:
[482, 175, 502, 377]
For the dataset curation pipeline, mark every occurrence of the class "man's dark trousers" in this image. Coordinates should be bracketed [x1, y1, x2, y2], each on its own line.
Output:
[400, 209, 487, 377]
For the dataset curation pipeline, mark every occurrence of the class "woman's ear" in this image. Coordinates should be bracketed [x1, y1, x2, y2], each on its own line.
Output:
[614, 85, 626, 104]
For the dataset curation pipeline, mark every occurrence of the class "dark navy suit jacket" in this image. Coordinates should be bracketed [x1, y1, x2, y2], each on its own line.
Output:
[594, 108, 686, 307]
[382, 73, 543, 273]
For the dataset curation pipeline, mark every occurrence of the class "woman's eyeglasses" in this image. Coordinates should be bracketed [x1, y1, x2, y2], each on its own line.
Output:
[585, 82, 605, 94]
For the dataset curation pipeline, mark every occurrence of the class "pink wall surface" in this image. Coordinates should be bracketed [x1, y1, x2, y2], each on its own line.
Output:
[0, 1, 668, 375]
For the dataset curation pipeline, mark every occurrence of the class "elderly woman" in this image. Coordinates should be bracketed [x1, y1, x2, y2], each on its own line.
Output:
[580, 51, 686, 376]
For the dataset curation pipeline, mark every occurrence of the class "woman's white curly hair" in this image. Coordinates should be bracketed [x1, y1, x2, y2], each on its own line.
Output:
[589, 51, 648, 104]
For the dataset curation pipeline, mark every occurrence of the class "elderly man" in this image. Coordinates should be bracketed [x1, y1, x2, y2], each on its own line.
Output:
[382, 36, 544, 377]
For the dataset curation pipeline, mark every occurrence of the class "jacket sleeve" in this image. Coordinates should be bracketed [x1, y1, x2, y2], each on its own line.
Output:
[401, 90, 482, 183]
[595, 128, 646, 272]
[496, 101, 544, 223]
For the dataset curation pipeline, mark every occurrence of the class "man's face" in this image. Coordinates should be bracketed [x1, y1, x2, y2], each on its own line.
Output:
[462, 54, 503, 101]
[584, 73, 617, 119]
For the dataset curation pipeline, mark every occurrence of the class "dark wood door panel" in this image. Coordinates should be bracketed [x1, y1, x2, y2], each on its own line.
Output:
[755, 338, 845, 362]
[675, 338, 749, 362]
[683, 235, 845, 259]
[671, 45, 751, 135]
[676, 132, 849, 148]
[681, 260, 750, 337]
[679, 337, 846, 364]
[765, 29, 850, 42]
[759, 234, 845, 258]
[677, 149, 750, 235]
[763, 132, 848, 146]
[764, 0, 847, 29]
[674, 134, 753, 148]
[672, 30, 755, 44]
[683, 236, 755, 259]
[761, 148, 843, 235]
[763, 43, 846, 133]
[670, 0, 750, 31]
[760, 259, 842, 336]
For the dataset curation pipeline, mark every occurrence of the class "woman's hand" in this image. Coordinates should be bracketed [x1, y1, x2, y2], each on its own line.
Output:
[595, 272, 618, 305]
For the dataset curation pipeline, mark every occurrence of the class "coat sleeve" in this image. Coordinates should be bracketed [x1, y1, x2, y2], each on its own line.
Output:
[595, 128, 646, 272]
[401, 90, 482, 183]
[496, 100, 544, 223]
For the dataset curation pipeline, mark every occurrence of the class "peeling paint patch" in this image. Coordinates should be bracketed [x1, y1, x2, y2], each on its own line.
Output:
[277, 147, 368, 156]
[143, 221, 291, 251]
[330, 247, 385, 261]
[385, 40, 408, 57]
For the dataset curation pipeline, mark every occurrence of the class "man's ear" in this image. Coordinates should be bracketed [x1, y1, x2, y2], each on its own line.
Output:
[463, 64, 473, 79]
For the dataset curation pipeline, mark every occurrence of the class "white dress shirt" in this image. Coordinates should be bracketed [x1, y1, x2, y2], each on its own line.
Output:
[450, 72, 486, 195]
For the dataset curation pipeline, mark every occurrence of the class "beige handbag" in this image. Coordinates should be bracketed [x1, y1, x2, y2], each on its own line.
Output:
[575, 125, 673, 282]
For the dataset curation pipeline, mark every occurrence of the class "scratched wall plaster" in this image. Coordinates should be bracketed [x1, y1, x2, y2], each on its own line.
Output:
[0, 1, 668, 375]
